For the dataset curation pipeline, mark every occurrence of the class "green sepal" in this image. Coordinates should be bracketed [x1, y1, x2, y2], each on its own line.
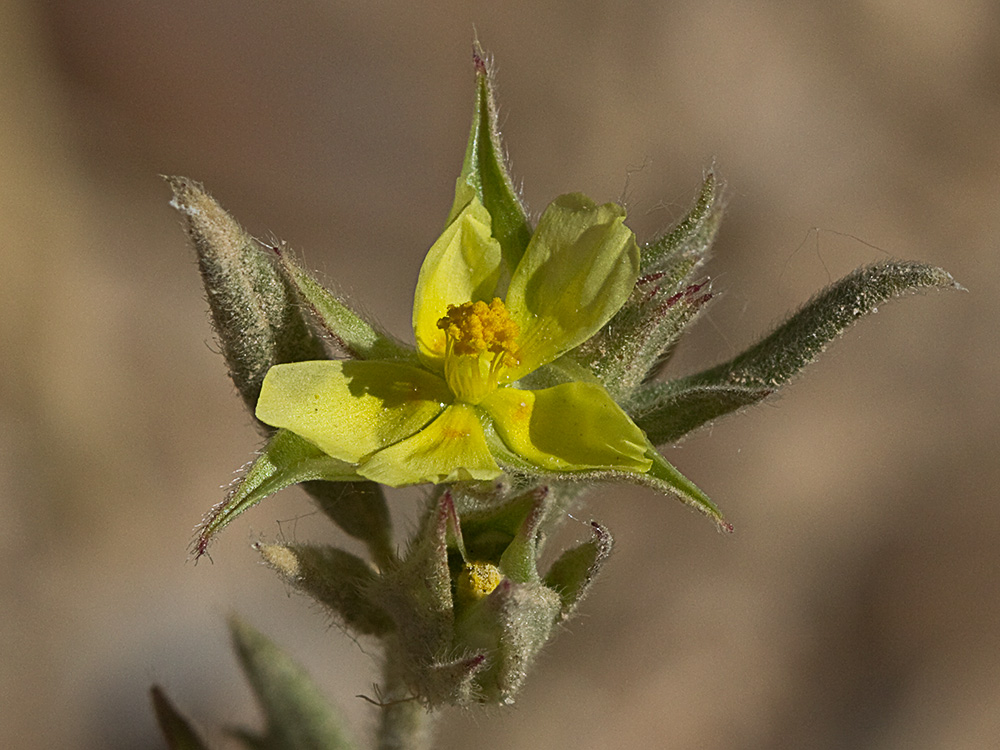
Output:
[497, 491, 548, 585]
[456, 488, 548, 566]
[194, 429, 360, 558]
[371, 492, 461, 700]
[273, 246, 414, 361]
[639, 170, 722, 277]
[167, 177, 327, 418]
[453, 579, 561, 704]
[577, 276, 713, 399]
[641, 446, 728, 530]
[302, 481, 396, 569]
[228, 617, 357, 750]
[256, 543, 394, 637]
[543, 521, 614, 620]
[633, 261, 960, 444]
[413, 652, 488, 707]
[447, 47, 532, 274]
[628, 381, 773, 446]
[150, 685, 212, 750]
[572, 444, 729, 531]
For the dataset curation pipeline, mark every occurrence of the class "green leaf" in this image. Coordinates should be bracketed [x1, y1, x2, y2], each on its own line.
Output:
[543, 521, 614, 620]
[578, 276, 714, 399]
[639, 170, 722, 277]
[447, 47, 532, 274]
[631, 261, 959, 446]
[228, 618, 357, 750]
[676, 261, 959, 393]
[167, 177, 327, 418]
[628, 382, 772, 446]
[302, 481, 395, 569]
[194, 429, 359, 557]
[273, 246, 413, 361]
[256, 543, 394, 636]
[150, 686, 212, 750]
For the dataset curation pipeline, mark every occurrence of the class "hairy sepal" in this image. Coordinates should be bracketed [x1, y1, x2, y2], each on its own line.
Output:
[194, 429, 359, 557]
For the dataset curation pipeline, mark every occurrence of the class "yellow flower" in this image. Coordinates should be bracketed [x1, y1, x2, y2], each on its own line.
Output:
[254, 194, 652, 486]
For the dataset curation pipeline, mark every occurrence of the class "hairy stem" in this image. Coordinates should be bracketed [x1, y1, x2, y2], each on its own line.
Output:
[376, 636, 435, 750]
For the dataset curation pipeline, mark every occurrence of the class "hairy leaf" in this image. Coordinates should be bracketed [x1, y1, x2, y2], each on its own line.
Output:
[256, 543, 394, 636]
[229, 618, 356, 750]
[194, 429, 359, 558]
[273, 246, 413, 362]
[634, 261, 959, 444]
[168, 177, 326, 417]
[447, 46, 532, 274]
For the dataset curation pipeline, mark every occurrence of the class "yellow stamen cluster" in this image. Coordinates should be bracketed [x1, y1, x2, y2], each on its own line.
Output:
[437, 298, 520, 368]
[456, 561, 503, 602]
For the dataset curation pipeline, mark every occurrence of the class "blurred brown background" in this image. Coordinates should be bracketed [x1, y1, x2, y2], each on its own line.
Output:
[2, 1, 996, 748]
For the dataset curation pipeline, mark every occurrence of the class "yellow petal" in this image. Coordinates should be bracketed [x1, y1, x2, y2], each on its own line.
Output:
[256, 360, 451, 463]
[480, 383, 651, 473]
[358, 404, 501, 486]
[412, 198, 503, 369]
[503, 194, 639, 381]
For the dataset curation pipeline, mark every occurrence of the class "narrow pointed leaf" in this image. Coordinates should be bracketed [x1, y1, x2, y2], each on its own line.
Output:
[577, 446, 728, 530]
[543, 521, 613, 620]
[150, 686, 212, 750]
[273, 246, 413, 361]
[628, 381, 772, 445]
[167, 176, 326, 416]
[639, 170, 722, 277]
[194, 429, 359, 557]
[447, 47, 532, 273]
[578, 277, 714, 398]
[676, 261, 959, 392]
[229, 618, 356, 750]
[631, 261, 958, 447]
[639, 448, 730, 531]
[256, 543, 394, 636]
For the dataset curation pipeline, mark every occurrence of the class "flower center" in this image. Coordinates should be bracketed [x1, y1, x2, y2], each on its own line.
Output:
[437, 298, 520, 403]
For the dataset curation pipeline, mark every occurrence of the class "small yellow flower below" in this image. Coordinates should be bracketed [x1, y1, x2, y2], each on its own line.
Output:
[457, 561, 503, 602]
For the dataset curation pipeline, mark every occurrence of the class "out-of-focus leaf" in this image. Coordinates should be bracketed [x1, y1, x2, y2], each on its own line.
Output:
[228, 618, 356, 750]
[150, 686, 212, 750]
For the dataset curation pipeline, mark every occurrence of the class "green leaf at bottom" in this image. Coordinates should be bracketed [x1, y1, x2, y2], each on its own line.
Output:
[228, 617, 356, 750]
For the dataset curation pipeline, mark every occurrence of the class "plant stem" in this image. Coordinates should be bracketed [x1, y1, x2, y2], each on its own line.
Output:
[376, 636, 434, 750]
